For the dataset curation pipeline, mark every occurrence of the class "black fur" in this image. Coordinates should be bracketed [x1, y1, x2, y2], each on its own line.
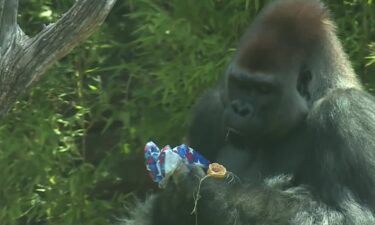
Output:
[121, 0, 375, 224]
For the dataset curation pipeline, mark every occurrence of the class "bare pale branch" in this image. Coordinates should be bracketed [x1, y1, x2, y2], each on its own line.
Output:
[0, 0, 117, 116]
[0, 0, 19, 55]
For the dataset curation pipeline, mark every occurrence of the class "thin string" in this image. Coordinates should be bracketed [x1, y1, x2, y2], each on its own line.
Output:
[191, 175, 210, 215]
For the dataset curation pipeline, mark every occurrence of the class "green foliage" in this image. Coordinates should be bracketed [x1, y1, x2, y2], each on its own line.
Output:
[0, 0, 374, 224]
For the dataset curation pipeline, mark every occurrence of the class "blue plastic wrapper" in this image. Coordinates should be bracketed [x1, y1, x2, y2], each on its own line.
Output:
[144, 142, 210, 187]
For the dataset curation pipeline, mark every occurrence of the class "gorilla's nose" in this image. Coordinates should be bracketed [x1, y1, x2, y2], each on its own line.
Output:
[231, 100, 254, 118]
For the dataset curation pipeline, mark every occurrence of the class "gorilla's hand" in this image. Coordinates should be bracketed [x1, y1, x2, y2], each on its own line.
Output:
[150, 164, 202, 224]
[151, 164, 233, 225]
[164, 163, 273, 225]
[170, 164, 206, 191]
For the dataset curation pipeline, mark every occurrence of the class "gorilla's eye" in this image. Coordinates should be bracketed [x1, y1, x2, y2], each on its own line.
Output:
[255, 84, 272, 95]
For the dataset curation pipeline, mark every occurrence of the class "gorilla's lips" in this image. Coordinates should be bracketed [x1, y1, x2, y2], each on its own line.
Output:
[224, 109, 264, 140]
[226, 127, 245, 137]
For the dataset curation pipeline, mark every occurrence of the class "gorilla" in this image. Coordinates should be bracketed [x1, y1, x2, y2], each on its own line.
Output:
[121, 0, 375, 224]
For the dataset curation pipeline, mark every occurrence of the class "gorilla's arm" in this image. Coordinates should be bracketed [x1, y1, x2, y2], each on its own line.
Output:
[305, 88, 375, 209]
[188, 89, 226, 160]
[195, 176, 334, 225]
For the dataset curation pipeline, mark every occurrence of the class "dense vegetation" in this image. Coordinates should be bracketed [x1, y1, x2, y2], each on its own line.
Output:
[0, 0, 374, 224]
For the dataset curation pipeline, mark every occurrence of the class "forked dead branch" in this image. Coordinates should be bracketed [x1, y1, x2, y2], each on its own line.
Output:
[0, 0, 116, 116]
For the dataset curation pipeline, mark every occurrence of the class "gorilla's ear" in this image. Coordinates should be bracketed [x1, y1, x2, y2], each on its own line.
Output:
[237, 0, 328, 72]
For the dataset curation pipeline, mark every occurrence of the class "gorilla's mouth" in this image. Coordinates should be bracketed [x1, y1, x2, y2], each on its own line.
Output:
[226, 127, 245, 137]
[225, 127, 248, 150]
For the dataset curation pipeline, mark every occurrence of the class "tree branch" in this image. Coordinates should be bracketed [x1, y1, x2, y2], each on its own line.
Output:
[0, 0, 19, 55]
[0, 0, 117, 116]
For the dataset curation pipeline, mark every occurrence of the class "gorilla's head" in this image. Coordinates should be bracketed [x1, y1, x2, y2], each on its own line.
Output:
[223, 61, 309, 143]
[222, 0, 326, 143]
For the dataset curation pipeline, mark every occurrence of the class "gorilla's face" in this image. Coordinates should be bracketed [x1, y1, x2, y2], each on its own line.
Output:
[223, 61, 309, 144]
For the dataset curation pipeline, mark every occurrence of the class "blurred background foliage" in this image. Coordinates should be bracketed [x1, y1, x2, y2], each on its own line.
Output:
[0, 0, 374, 224]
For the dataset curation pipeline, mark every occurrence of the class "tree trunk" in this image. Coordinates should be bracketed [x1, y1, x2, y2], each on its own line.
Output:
[0, 0, 117, 116]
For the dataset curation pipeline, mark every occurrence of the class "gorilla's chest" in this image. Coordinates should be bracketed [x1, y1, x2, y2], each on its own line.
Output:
[216, 140, 309, 181]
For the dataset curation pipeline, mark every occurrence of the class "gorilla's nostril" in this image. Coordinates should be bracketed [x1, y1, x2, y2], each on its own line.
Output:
[231, 100, 253, 117]
[231, 101, 240, 113]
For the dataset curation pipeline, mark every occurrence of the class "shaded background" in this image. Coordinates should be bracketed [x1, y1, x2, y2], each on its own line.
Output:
[0, 0, 374, 224]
